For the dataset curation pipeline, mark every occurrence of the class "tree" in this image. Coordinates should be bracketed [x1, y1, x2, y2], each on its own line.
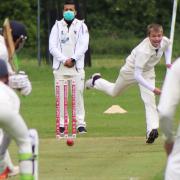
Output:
[0, 0, 37, 47]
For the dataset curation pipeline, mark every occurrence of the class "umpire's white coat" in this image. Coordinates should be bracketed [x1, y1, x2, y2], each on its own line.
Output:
[94, 37, 170, 134]
[49, 18, 89, 128]
[158, 58, 180, 180]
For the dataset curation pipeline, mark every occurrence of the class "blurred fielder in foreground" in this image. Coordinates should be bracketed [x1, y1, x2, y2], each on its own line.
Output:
[86, 24, 171, 144]
[158, 58, 180, 180]
[0, 19, 32, 178]
[0, 59, 38, 180]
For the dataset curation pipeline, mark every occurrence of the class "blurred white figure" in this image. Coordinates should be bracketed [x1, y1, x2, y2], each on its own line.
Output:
[0, 59, 35, 179]
[0, 19, 32, 178]
[158, 58, 180, 180]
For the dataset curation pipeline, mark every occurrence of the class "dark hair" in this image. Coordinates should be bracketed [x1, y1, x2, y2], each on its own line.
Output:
[147, 23, 163, 36]
[64, 0, 75, 5]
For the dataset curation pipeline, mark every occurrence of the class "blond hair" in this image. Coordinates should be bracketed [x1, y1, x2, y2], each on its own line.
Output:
[147, 23, 163, 36]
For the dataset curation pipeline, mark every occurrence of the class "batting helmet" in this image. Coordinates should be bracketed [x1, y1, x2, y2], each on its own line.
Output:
[10, 20, 27, 42]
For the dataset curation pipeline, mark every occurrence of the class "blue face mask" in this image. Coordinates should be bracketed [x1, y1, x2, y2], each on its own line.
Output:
[63, 11, 75, 21]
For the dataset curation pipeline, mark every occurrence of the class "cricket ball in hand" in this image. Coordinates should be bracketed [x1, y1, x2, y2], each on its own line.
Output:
[66, 138, 74, 146]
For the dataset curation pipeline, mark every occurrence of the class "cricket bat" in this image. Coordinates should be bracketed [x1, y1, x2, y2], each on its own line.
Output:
[3, 18, 19, 72]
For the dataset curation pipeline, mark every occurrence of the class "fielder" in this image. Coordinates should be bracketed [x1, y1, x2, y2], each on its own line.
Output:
[158, 58, 180, 180]
[0, 19, 32, 177]
[0, 59, 38, 180]
[49, 0, 89, 134]
[86, 24, 171, 143]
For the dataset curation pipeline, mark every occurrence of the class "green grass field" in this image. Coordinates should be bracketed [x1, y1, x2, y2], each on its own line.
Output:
[8, 56, 180, 180]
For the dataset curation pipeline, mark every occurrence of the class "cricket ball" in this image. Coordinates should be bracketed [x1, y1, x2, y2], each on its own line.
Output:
[66, 138, 74, 146]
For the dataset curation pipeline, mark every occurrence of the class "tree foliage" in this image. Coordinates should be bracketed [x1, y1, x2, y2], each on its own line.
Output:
[86, 0, 175, 37]
[0, 0, 37, 47]
[0, 0, 179, 56]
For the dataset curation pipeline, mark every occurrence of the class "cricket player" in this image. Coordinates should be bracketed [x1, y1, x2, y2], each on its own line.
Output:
[49, 0, 89, 134]
[0, 19, 32, 95]
[0, 19, 32, 177]
[86, 24, 171, 143]
[0, 59, 35, 180]
[158, 58, 180, 180]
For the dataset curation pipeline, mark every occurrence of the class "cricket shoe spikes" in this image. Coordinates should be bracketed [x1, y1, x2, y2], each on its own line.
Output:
[146, 129, 158, 144]
[85, 73, 101, 89]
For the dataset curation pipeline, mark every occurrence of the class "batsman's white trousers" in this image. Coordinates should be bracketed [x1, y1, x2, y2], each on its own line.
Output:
[0, 105, 32, 174]
[94, 68, 159, 133]
[0, 130, 14, 171]
[54, 69, 86, 128]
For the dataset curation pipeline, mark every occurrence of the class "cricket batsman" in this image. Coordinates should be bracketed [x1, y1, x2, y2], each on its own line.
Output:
[0, 19, 32, 178]
[0, 59, 38, 180]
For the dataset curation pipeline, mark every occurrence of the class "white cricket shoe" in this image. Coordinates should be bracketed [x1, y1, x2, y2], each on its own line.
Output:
[85, 73, 101, 89]
[8, 166, 19, 177]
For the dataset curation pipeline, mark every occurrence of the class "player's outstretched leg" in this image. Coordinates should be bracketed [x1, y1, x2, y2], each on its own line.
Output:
[85, 73, 101, 89]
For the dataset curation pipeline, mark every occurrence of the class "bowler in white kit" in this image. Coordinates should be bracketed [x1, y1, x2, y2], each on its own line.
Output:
[86, 24, 171, 143]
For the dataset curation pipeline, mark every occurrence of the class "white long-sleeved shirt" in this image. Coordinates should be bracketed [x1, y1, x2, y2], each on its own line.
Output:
[158, 58, 180, 142]
[122, 36, 171, 92]
[49, 18, 89, 75]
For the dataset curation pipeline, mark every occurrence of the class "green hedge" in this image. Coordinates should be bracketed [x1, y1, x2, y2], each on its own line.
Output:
[90, 36, 140, 55]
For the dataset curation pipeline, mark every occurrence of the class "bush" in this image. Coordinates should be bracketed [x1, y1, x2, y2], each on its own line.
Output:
[90, 35, 140, 55]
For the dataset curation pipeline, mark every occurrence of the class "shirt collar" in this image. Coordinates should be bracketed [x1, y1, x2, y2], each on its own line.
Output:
[62, 18, 77, 26]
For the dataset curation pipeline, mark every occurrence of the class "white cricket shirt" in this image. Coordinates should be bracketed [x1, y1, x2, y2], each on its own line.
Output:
[121, 36, 170, 91]
[125, 36, 170, 71]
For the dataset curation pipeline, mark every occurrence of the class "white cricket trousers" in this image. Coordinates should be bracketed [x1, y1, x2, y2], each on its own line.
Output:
[94, 69, 159, 133]
[0, 130, 14, 171]
[54, 69, 86, 128]
[0, 105, 32, 176]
